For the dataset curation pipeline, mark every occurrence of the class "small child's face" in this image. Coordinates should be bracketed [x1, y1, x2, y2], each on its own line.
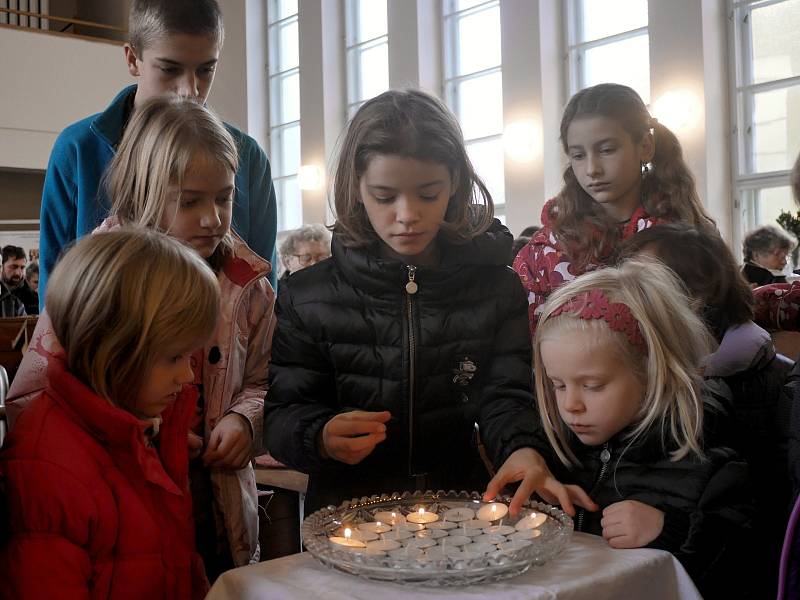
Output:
[125, 33, 220, 106]
[541, 327, 645, 447]
[359, 155, 453, 266]
[566, 116, 653, 218]
[133, 346, 197, 418]
[160, 153, 234, 258]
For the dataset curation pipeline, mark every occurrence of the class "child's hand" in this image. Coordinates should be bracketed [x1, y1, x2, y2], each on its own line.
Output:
[601, 500, 664, 548]
[320, 410, 391, 465]
[188, 432, 204, 460]
[484, 447, 598, 517]
[203, 413, 253, 470]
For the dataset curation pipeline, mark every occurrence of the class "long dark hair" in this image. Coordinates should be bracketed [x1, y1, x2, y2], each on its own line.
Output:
[621, 223, 753, 339]
[552, 83, 715, 270]
[332, 89, 494, 247]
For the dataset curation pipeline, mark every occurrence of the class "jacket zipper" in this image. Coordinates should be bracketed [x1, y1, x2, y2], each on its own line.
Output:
[576, 442, 611, 532]
[405, 265, 418, 477]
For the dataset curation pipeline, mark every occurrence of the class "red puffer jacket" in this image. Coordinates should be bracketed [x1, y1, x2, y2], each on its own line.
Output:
[0, 357, 208, 600]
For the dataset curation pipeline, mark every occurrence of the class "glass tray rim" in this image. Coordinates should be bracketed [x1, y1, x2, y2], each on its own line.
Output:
[301, 489, 574, 586]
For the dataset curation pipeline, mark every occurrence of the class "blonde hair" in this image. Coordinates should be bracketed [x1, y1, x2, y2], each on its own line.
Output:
[534, 258, 713, 467]
[332, 89, 494, 247]
[104, 95, 238, 267]
[46, 228, 219, 409]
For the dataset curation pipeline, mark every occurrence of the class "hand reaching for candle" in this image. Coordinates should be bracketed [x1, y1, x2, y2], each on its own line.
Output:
[320, 410, 391, 465]
[483, 447, 598, 517]
[601, 500, 664, 548]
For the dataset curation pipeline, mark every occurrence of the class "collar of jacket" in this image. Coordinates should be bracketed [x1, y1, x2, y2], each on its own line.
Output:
[331, 218, 513, 295]
[44, 356, 196, 496]
[90, 84, 137, 150]
[94, 217, 270, 287]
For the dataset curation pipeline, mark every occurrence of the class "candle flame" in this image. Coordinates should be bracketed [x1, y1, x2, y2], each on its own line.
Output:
[376, 521, 382, 527]
[418, 508, 424, 515]
[344, 527, 352, 539]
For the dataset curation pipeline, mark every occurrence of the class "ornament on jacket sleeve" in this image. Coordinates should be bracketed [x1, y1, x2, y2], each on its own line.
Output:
[452, 356, 477, 386]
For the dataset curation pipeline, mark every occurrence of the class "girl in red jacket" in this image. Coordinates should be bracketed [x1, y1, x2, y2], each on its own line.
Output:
[513, 83, 715, 336]
[0, 229, 219, 599]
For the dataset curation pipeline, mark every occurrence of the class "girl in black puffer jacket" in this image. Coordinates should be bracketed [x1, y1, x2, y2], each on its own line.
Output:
[264, 90, 593, 517]
[533, 259, 753, 599]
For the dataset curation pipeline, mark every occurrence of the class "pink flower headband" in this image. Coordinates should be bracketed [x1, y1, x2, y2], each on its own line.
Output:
[550, 289, 647, 352]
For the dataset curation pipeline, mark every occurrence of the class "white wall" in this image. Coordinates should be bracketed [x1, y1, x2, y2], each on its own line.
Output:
[0, 27, 133, 170]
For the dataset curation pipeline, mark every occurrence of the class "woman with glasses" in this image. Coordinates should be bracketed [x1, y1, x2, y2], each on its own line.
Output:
[742, 225, 797, 287]
[278, 224, 332, 282]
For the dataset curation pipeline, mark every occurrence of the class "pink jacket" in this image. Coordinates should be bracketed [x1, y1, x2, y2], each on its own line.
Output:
[7, 222, 276, 566]
[512, 198, 664, 336]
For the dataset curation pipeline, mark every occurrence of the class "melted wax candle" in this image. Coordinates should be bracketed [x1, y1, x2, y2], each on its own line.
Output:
[476, 502, 508, 522]
[515, 512, 547, 530]
[329, 527, 367, 549]
[374, 511, 406, 525]
[406, 507, 439, 524]
[357, 521, 392, 534]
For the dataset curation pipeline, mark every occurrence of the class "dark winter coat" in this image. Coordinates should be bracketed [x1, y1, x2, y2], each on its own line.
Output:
[264, 221, 539, 512]
[533, 392, 753, 599]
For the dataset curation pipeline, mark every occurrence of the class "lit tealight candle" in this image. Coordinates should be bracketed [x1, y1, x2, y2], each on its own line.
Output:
[329, 527, 367, 549]
[476, 502, 509, 522]
[374, 510, 406, 525]
[406, 507, 440, 524]
[357, 521, 393, 535]
[514, 512, 548, 530]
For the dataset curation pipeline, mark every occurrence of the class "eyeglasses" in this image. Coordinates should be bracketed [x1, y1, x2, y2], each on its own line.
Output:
[291, 253, 330, 266]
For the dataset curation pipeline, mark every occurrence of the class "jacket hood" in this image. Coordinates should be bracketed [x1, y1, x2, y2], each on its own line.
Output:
[331, 218, 512, 296]
[704, 320, 775, 378]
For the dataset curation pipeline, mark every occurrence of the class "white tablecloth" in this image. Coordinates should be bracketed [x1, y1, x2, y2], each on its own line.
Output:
[206, 532, 702, 600]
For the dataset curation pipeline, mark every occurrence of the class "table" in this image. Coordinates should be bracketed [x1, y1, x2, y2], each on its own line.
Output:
[206, 532, 702, 600]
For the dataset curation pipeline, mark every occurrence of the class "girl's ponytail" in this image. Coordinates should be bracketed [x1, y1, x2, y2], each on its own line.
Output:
[644, 120, 715, 232]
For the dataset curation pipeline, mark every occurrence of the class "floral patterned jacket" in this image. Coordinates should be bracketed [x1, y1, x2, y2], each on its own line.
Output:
[753, 282, 800, 331]
[512, 198, 665, 337]
[6, 221, 276, 567]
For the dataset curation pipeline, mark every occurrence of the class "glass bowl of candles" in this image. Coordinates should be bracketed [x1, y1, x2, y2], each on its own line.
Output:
[301, 490, 573, 586]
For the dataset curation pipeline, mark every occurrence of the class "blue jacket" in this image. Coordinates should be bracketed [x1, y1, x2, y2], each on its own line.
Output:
[39, 85, 278, 306]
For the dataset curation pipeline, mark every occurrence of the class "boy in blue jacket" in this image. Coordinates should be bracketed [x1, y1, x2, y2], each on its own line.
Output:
[39, 0, 278, 305]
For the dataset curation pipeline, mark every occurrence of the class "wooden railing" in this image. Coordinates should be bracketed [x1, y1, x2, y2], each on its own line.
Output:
[0, 6, 126, 42]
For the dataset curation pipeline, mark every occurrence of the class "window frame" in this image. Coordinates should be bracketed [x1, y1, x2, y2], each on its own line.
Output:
[729, 0, 800, 237]
[442, 0, 506, 214]
[344, 0, 389, 117]
[565, 0, 650, 100]
[267, 4, 302, 231]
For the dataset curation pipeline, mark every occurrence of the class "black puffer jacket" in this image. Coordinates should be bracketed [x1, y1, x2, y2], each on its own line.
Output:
[535, 393, 753, 599]
[264, 221, 539, 512]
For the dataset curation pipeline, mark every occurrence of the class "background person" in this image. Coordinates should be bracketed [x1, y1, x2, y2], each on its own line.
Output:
[742, 224, 797, 287]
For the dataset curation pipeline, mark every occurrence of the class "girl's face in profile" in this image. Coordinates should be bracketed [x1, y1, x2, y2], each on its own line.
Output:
[566, 115, 653, 222]
[161, 153, 235, 258]
[359, 154, 454, 266]
[132, 343, 197, 418]
[541, 326, 645, 447]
